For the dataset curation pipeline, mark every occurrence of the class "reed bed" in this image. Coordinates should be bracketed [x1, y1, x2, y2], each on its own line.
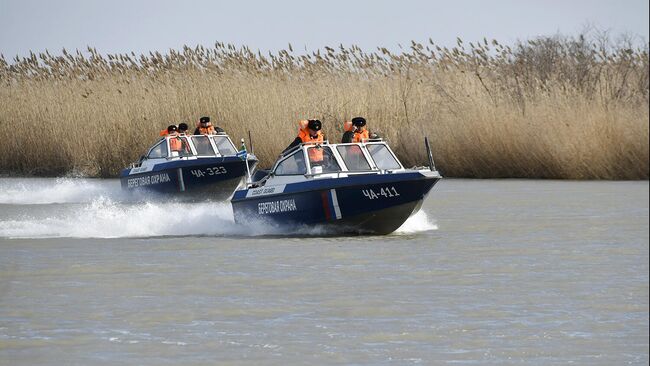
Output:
[0, 34, 648, 179]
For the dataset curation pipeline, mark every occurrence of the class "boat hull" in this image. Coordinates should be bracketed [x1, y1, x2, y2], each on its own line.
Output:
[120, 156, 255, 200]
[231, 172, 440, 235]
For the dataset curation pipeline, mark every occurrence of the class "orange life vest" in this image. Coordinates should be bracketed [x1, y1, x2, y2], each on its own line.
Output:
[297, 128, 324, 162]
[343, 121, 369, 142]
[169, 136, 183, 152]
[160, 129, 169, 136]
[353, 129, 369, 143]
[197, 126, 216, 135]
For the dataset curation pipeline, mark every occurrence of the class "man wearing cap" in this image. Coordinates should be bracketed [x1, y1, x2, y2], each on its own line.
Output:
[342, 116, 373, 143]
[193, 116, 225, 135]
[283, 119, 323, 152]
[159, 124, 177, 137]
[166, 125, 183, 152]
[178, 122, 190, 136]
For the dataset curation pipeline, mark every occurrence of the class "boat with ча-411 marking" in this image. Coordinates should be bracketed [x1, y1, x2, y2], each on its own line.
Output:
[230, 138, 441, 235]
[120, 134, 257, 199]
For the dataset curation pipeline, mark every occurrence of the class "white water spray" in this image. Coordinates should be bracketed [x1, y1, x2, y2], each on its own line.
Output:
[1, 178, 437, 239]
[395, 210, 438, 234]
[0, 177, 126, 204]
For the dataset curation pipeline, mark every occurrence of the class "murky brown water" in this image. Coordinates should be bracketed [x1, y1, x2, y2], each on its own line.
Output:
[0, 178, 648, 365]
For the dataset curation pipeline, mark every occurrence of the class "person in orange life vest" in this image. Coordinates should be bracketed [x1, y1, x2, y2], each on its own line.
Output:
[159, 124, 176, 137]
[283, 119, 324, 163]
[194, 116, 215, 135]
[176, 122, 193, 154]
[341, 117, 370, 143]
[167, 125, 190, 155]
[193, 116, 226, 135]
[166, 125, 183, 152]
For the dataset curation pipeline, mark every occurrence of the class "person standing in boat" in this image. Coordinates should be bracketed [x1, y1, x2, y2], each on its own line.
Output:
[166, 125, 181, 150]
[283, 119, 324, 154]
[167, 125, 191, 156]
[342, 116, 375, 143]
[193, 116, 225, 135]
[159, 124, 176, 137]
[282, 119, 327, 168]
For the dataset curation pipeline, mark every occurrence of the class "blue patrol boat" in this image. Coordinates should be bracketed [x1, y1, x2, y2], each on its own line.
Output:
[231, 138, 441, 235]
[120, 134, 257, 199]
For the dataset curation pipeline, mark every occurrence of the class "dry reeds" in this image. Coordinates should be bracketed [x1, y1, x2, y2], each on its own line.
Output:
[0, 34, 648, 179]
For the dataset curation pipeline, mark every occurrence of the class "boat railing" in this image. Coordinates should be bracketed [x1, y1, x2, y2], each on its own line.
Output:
[271, 140, 404, 178]
[140, 134, 243, 161]
[279, 140, 331, 158]
[303, 169, 385, 178]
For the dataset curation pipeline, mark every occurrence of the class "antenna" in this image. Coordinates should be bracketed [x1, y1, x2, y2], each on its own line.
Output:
[248, 130, 254, 154]
[425, 137, 436, 172]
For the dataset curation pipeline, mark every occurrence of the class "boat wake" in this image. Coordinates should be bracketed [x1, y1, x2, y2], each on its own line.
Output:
[0, 177, 127, 204]
[3, 199, 242, 238]
[1, 178, 437, 239]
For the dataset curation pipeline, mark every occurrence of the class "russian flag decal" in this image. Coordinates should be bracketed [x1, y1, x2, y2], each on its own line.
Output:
[321, 189, 342, 220]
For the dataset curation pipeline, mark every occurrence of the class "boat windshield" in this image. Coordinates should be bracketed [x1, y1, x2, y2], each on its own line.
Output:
[307, 146, 341, 173]
[211, 136, 238, 156]
[147, 140, 168, 159]
[367, 144, 401, 170]
[336, 145, 371, 171]
[275, 150, 307, 175]
[191, 135, 216, 156]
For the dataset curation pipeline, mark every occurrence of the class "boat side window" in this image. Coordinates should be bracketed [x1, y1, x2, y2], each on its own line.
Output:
[307, 146, 341, 173]
[336, 145, 371, 171]
[147, 140, 168, 159]
[169, 136, 193, 157]
[212, 136, 238, 155]
[274, 151, 307, 175]
[191, 136, 216, 156]
[367, 144, 401, 170]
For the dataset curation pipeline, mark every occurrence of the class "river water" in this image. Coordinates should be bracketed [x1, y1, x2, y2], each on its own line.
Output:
[0, 178, 647, 365]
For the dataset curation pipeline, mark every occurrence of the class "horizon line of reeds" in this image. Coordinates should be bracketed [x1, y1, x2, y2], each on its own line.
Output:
[0, 32, 648, 179]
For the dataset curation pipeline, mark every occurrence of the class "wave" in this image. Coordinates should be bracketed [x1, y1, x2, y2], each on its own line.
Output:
[0, 178, 126, 204]
[395, 210, 438, 234]
[2, 199, 436, 239]
[1, 178, 437, 239]
[2, 198, 260, 238]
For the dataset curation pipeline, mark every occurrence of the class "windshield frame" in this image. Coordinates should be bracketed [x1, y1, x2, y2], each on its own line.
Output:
[190, 135, 217, 156]
[210, 135, 238, 156]
[273, 148, 308, 176]
[364, 142, 403, 171]
[335, 144, 375, 172]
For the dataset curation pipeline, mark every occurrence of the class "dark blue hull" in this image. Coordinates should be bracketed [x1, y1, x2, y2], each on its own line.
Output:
[120, 157, 254, 199]
[231, 172, 440, 235]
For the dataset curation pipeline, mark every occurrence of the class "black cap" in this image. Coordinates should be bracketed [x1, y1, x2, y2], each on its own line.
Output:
[351, 117, 366, 127]
[178, 123, 189, 131]
[167, 125, 178, 133]
[200, 116, 210, 124]
[307, 119, 322, 131]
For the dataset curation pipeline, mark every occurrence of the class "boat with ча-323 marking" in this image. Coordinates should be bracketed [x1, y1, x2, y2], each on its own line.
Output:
[120, 134, 257, 199]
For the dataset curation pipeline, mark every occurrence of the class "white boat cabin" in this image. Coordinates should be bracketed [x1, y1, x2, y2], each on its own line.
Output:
[255, 140, 412, 186]
[131, 135, 239, 169]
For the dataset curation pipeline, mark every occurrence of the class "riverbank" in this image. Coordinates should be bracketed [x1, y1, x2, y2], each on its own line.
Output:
[1, 35, 647, 179]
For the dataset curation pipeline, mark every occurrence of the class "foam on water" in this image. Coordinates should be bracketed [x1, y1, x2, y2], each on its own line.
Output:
[2, 198, 280, 239]
[1, 178, 437, 239]
[0, 177, 127, 204]
[3, 199, 436, 239]
[395, 210, 438, 234]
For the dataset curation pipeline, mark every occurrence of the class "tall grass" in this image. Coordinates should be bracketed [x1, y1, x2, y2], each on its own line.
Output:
[0, 34, 648, 179]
